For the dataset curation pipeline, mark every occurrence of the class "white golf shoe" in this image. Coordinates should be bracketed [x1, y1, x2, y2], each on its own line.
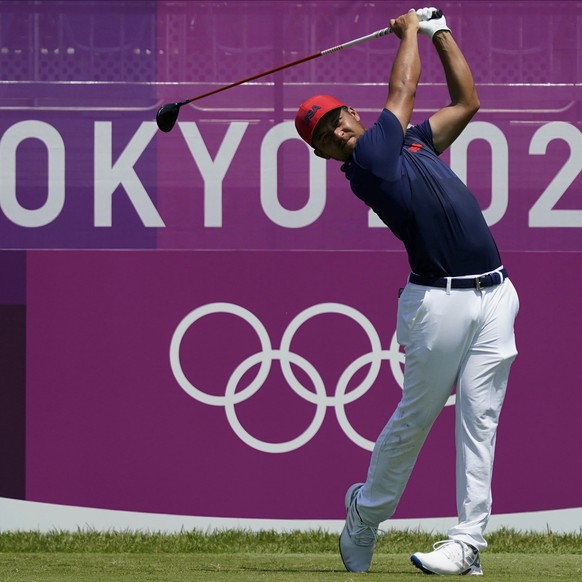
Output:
[411, 539, 483, 575]
[338, 483, 378, 572]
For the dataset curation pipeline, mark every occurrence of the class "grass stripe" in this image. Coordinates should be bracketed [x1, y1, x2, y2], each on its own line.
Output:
[0, 553, 581, 582]
[0, 527, 580, 553]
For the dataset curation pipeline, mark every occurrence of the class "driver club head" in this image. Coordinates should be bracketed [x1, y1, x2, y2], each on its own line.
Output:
[156, 102, 182, 132]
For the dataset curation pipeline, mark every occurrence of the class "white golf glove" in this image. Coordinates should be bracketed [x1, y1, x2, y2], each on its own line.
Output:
[416, 7, 451, 39]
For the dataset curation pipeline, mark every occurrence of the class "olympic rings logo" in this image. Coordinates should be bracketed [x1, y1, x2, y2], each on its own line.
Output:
[169, 302, 453, 454]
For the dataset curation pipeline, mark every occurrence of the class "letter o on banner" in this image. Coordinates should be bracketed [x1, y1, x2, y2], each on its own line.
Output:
[0, 120, 65, 227]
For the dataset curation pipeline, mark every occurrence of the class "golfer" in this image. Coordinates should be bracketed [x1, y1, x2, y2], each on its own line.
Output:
[295, 7, 519, 576]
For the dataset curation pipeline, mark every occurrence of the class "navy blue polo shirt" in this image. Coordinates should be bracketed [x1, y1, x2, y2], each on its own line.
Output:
[342, 109, 501, 277]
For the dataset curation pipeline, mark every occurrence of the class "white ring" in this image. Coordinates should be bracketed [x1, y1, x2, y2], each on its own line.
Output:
[169, 302, 271, 406]
[279, 303, 382, 405]
[224, 350, 326, 453]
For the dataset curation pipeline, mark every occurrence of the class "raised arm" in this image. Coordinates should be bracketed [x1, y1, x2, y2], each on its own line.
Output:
[424, 23, 480, 153]
[384, 11, 421, 133]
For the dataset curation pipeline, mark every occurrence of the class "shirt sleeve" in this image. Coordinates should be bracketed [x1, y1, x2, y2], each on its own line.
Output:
[351, 109, 404, 182]
[405, 119, 439, 156]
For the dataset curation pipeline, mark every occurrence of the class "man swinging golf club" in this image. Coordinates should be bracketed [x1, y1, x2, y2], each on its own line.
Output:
[295, 7, 519, 576]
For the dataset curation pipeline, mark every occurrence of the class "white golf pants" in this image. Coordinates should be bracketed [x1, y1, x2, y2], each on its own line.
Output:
[357, 276, 519, 551]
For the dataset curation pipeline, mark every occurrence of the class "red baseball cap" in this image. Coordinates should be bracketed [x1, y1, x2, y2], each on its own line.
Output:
[295, 94, 345, 146]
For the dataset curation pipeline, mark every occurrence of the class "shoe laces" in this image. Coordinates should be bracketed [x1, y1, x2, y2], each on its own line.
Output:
[431, 540, 476, 562]
[347, 503, 379, 546]
[351, 523, 378, 546]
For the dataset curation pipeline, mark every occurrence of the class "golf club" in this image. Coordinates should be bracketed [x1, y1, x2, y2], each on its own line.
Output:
[156, 9, 442, 132]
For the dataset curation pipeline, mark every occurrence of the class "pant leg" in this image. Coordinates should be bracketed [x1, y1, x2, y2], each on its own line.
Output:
[448, 279, 519, 551]
[357, 283, 480, 526]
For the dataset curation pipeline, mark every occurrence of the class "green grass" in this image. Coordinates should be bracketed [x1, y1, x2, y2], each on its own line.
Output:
[0, 528, 581, 581]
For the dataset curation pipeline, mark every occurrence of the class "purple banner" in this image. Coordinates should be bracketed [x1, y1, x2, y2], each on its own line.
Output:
[1, 0, 581, 527]
[24, 249, 582, 518]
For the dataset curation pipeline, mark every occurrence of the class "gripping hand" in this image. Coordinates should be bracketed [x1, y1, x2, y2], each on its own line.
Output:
[416, 7, 450, 39]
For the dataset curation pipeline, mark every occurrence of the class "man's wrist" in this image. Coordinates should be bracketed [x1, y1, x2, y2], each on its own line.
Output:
[431, 29, 452, 44]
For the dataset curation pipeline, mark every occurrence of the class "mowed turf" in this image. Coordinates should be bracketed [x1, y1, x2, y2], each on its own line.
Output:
[0, 528, 581, 581]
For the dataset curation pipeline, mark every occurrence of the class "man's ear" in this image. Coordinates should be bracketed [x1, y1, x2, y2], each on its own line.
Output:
[314, 148, 330, 160]
[347, 106, 360, 122]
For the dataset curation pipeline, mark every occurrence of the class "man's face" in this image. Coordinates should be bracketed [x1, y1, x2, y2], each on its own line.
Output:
[312, 107, 366, 162]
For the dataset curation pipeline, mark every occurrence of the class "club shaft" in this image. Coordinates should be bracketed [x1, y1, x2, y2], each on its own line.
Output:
[183, 26, 393, 105]
[320, 26, 392, 55]
[183, 51, 322, 104]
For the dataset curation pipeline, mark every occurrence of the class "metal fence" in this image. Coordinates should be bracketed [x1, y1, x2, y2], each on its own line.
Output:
[0, 1, 579, 85]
